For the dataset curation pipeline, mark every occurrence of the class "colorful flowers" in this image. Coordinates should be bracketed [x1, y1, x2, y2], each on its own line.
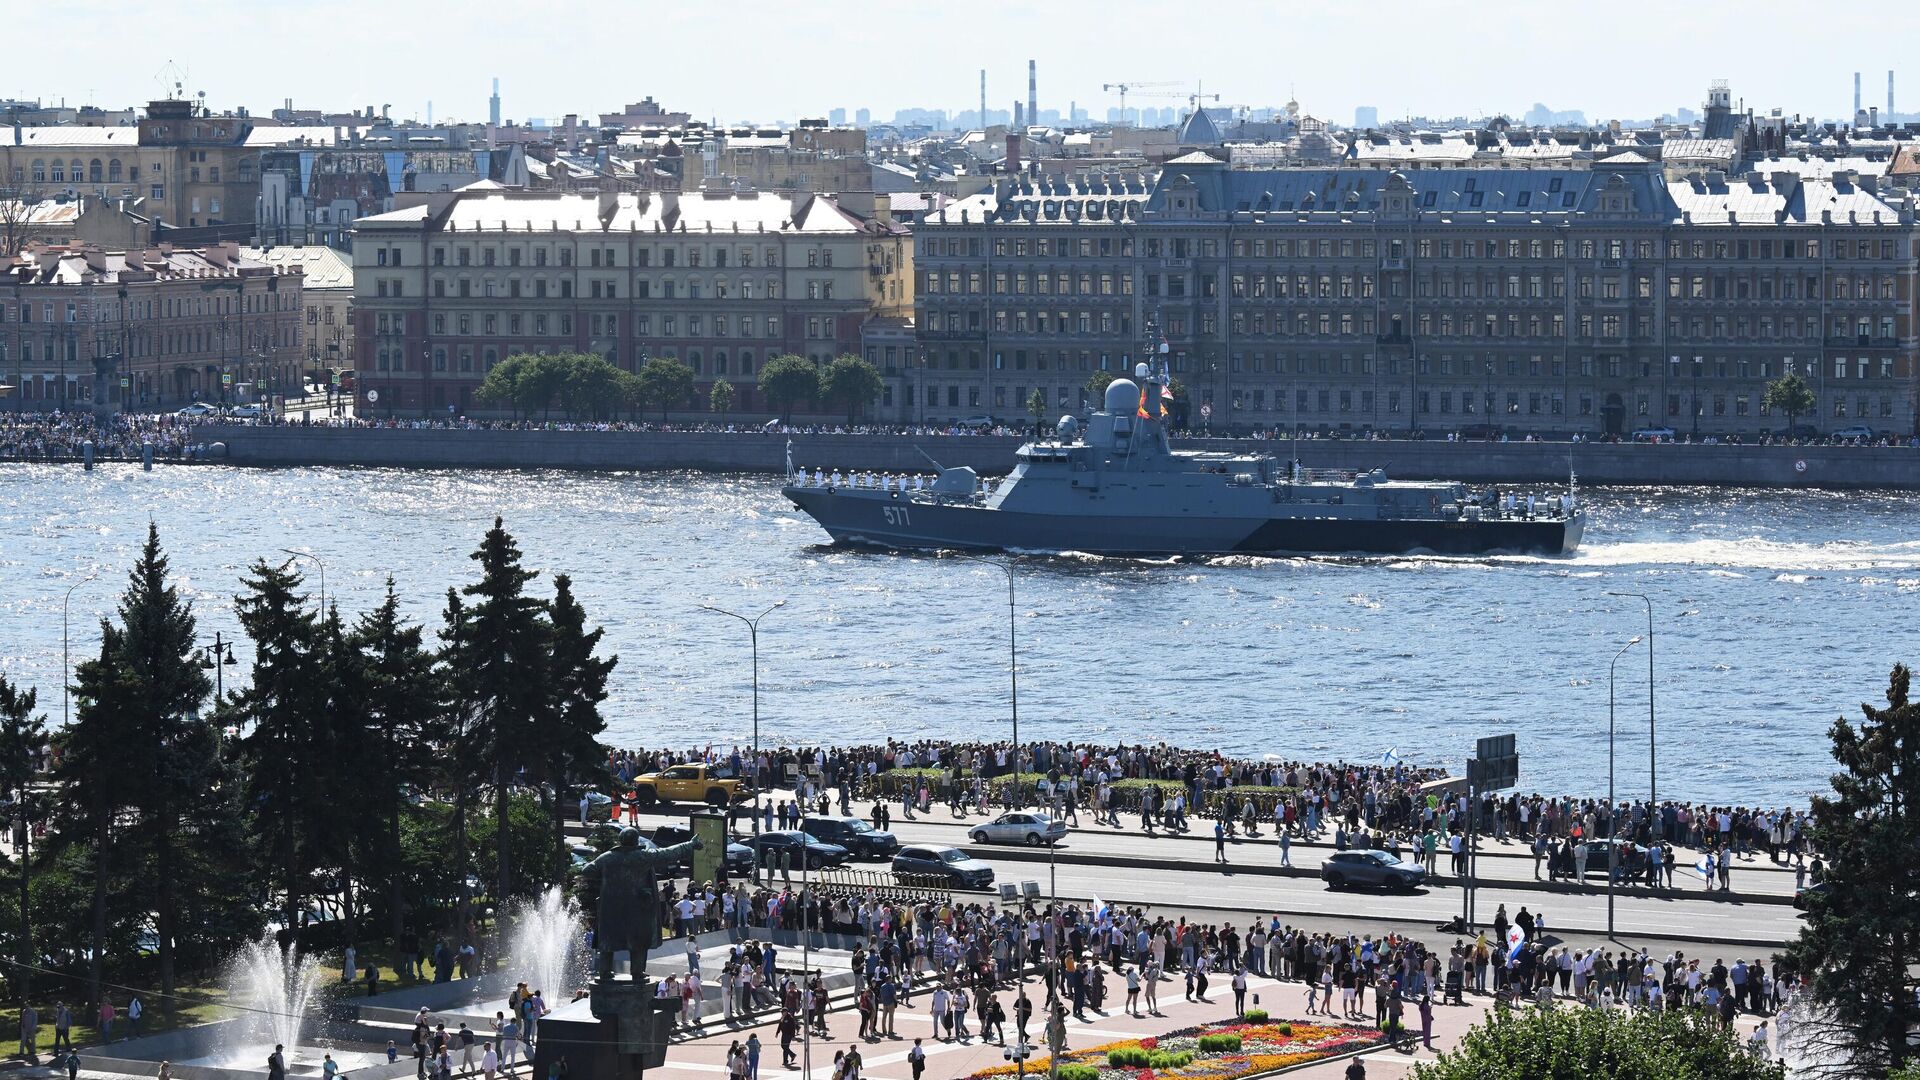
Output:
[960, 1017, 1386, 1080]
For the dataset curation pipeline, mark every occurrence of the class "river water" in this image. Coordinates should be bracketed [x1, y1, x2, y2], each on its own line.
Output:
[4, 464, 1916, 807]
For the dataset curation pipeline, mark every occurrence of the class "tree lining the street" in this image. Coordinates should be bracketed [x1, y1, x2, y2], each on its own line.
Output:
[4, 520, 615, 1007]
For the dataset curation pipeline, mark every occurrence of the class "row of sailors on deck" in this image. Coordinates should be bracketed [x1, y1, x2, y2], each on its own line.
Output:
[794, 468, 930, 491]
[1480, 491, 1576, 518]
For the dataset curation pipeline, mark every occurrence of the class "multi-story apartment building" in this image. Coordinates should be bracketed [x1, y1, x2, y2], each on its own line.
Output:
[910, 156, 1920, 436]
[349, 188, 911, 415]
[1, 240, 304, 410]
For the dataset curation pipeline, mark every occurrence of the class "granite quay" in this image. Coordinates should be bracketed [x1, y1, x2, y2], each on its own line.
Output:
[173, 422, 1920, 488]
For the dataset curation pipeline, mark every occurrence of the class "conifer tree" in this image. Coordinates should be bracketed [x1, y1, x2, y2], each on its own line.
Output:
[0, 671, 46, 1006]
[353, 577, 443, 940]
[454, 519, 551, 906]
[542, 574, 615, 879]
[232, 557, 324, 935]
[1784, 662, 1920, 1077]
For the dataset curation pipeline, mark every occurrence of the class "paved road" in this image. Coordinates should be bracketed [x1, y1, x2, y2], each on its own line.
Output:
[581, 801, 1805, 948]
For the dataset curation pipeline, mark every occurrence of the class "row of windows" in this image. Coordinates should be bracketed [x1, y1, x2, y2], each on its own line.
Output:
[376, 344, 775, 379]
[0, 293, 290, 324]
[421, 244, 812, 270]
[923, 233, 1906, 264]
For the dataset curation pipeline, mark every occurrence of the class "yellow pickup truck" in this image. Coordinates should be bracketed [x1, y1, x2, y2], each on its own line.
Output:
[630, 763, 743, 808]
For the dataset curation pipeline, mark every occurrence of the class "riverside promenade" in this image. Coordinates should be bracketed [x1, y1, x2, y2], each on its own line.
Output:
[190, 423, 1920, 489]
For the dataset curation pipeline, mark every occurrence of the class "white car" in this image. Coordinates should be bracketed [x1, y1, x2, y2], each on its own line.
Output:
[1832, 425, 1874, 441]
[968, 811, 1067, 846]
[1631, 427, 1676, 442]
[175, 402, 218, 416]
[228, 403, 267, 419]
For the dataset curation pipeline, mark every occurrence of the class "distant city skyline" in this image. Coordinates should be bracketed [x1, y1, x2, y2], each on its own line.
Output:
[10, 0, 1920, 128]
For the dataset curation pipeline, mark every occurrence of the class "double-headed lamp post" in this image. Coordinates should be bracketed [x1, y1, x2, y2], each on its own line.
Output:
[700, 601, 784, 835]
[1607, 634, 1641, 938]
[200, 632, 239, 701]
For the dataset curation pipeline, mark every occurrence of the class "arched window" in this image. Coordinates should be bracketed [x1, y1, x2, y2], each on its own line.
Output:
[69, 159, 82, 181]
[89, 159, 102, 183]
[108, 159, 123, 182]
[31, 159, 45, 182]
[48, 161, 63, 183]
[238, 159, 254, 182]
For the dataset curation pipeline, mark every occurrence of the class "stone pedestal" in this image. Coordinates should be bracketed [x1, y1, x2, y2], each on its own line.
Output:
[530, 979, 674, 1080]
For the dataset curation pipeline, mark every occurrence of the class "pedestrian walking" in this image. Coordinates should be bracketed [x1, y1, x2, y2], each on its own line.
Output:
[1214, 819, 1228, 863]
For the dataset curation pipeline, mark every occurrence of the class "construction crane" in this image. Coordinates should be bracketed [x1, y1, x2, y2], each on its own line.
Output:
[1124, 84, 1222, 123]
[1102, 80, 1180, 122]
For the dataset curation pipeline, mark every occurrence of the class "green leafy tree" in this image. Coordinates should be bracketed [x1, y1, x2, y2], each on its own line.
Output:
[1085, 370, 1116, 402]
[474, 355, 529, 415]
[1026, 388, 1048, 428]
[232, 558, 326, 935]
[352, 578, 445, 941]
[560, 353, 630, 420]
[1783, 662, 1920, 1077]
[1412, 1003, 1784, 1080]
[633, 357, 696, 421]
[759, 354, 818, 421]
[0, 670, 46, 1006]
[1763, 370, 1817, 433]
[709, 377, 735, 421]
[819, 354, 883, 423]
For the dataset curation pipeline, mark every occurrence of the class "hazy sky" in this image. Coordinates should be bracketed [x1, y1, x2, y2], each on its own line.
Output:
[12, 1, 1918, 127]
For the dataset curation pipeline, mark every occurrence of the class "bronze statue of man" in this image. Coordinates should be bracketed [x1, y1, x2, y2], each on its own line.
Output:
[579, 827, 701, 981]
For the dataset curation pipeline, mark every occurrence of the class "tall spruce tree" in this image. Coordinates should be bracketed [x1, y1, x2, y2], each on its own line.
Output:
[314, 602, 374, 945]
[437, 587, 481, 940]
[542, 574, 615, 880]
[55, 525, 222, 1012]
[353, 578, 443, 941]
[0, 671, 46, 1007]
[232, 558, 324, 935]
[59, 626, 139, 1009]
[455, 519, 551, 906]
[1785, 662, 1920, 1078]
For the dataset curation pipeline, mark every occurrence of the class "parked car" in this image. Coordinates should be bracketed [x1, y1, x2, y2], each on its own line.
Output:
[799, 815, 899, 858]
[958, 415, 998, 429]
[745, 829, 849, 870]
[1775, 424, 1821, 441]
[228, 403, 267, 419]
[569, 787, 615, 822]
[1320, 850, 1427, 892]
[1832, 425, 1875, 441]
[892, 844, 995, 888]
[630, 763, 743, 807]
[176, 402, 218, 416]
[1793, 880, 1831, 910]
[1631, 427, 1677, 442]
[651, 823, 756, 876]
[1568, 841, 1651, 879]
[968, 811, 1067, 847]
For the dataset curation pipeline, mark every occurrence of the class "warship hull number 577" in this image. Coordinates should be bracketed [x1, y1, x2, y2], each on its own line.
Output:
[784, 350, 1583, 558]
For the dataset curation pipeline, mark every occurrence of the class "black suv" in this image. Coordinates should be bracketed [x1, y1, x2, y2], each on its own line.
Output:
[800, 816, 900, 859]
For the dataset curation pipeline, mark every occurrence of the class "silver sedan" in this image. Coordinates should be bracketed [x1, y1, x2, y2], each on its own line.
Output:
[968, 811, 1068, 846]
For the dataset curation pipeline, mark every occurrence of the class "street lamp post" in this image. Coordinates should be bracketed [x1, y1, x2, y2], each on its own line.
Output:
[62, 577, 92, 727]
[699, 601, 784, 837]
[200, 631, 238, 701]
[1607, 591, 1657, 826]
[1607, 635, 1641, 938]
[961, 555, 1022, 808]
[281, 548, 326, 615]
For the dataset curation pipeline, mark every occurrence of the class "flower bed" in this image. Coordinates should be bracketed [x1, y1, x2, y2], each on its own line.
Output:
[961, 1018, 1385, 1080]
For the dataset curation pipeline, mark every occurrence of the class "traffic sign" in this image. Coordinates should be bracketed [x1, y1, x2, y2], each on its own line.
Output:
[221, 372, 233, 386]
[366, 389, 379, 403]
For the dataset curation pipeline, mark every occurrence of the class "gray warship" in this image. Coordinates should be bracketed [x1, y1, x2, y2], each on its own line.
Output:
[783, 354, 1584, 558]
